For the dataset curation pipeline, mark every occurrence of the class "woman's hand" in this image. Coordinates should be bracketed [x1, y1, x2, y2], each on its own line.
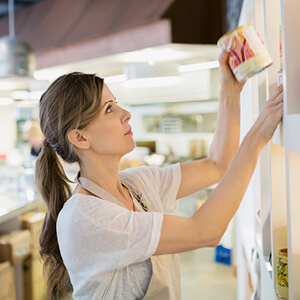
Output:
[250, 84, 284, 147]
[218, 50, 245, 95]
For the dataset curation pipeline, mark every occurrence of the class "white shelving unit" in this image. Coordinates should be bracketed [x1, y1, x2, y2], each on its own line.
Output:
[236, 0, 300, 299]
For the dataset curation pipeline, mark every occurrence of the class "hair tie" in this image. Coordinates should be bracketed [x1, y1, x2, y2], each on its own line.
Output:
[43, 139, 56, 152]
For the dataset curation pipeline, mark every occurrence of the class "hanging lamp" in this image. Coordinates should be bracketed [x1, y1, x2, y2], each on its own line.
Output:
[0, 0, 35, 79]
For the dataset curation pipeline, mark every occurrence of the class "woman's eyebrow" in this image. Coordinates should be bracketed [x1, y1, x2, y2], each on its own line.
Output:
[102, 98, 116, 108]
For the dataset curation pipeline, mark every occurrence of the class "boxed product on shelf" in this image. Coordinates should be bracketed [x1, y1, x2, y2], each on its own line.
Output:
[23, 256, 47, 300]
[21, 211, 45, 258]
[214, 245, 232, 265]
[0, 261, 16, 300]
[0, 230, 31, 265]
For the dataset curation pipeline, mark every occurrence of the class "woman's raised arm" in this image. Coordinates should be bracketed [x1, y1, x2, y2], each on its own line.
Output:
[155, 84, 283, 255]
[176, 51, 244, 199]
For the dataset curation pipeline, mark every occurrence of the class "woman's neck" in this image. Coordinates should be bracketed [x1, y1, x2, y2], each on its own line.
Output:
[79, 154, 124, 196]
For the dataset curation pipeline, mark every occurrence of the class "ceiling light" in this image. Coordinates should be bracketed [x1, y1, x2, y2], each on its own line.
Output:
[0, 81, 16, 90]
[104, 74, 127, 84]
[0, 77, 31, 90]
[0, 0, 35, 79]
[33, 69, 66, 81]
[29, 91, 44, 99]
[123, 77, 183, 88]
[11, 90, 43, 101]
[0, 98, 13, 105]
[123, 63, 183, 88]
[0, 37, 35, 79]
[121, 48, 186, 64]
[11, 90, 30, 100]
[178, 60, 219, 73]
[14, 99, 39, 107]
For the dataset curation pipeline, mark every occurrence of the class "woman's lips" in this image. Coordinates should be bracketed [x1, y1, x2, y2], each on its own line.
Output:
[124, 128, 133, 135]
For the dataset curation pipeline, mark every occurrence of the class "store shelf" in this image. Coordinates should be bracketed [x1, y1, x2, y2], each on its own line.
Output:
[255, 232, 262, 256]
[282, 0, 300, 115]
[271, 122, 284, 148]
[0, 195, 43, 300]
[265, 0, 281, 88]
[285, 114, 300, 155]
[0, 195, 42, 225]
[270, 144, 288, 292]
[237, 0, 300, 298]
[257, 73, 267, 112]
[256, 145, 273, 262]
[239, 218, 256, 283]
[260, 257, 275, 300]
[287, 150, 300, 299]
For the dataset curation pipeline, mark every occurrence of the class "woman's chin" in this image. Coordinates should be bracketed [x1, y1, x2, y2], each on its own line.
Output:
[128, 141, 136, 153]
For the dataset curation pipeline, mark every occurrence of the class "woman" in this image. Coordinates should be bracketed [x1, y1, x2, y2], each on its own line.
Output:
[35, 51, 283, 300]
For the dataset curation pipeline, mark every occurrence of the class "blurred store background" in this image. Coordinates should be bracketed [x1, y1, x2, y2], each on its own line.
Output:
[0, 0, 244, 299]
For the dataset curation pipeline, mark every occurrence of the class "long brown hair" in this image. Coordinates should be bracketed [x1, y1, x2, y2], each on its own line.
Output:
[35, 72, 104, 299]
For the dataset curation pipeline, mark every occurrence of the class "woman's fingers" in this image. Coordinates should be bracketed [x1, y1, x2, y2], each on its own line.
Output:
[218, 50, 228, 63]
[264, 87, 283, 110]
[254, 87, 284, 144]
[218, 50, 245, 93]
[270, 84, 283, 101]
[218, 51, 233, 82]
[218, 50, 230, 71]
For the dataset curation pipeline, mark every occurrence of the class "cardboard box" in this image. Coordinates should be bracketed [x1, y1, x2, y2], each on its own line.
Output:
[0, 230, 31, 265]
[21, 212, 45, 258]
[0, 261, 16, 300]
[23, 257, 47, 300]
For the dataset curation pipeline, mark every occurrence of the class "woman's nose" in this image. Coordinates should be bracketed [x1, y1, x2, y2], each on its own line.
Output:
[121, 107, 131, 123]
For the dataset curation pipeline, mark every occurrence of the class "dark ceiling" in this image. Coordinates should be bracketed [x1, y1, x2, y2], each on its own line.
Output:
[0, 0, 45, 18]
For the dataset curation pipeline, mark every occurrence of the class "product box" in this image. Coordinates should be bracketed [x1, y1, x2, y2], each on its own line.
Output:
[23, 257, 47, 300]
[0, 230, 31, 265]
[0, 261, 16, 300]
[214, 245, 232, 265]
[21, 211, 45, 258]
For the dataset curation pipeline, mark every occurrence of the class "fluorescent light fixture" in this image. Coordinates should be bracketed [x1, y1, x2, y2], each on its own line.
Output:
[0, 81, 19, 90]
[123, 76, 183, 88]
[178, 60, 219, 73]
[123, 63, 183, 88]
[29, 91, 43, 99]
[11, 90, 30, 99]
[33, 69, 66, 81]
[104, 74, 127, 84]
[14, 99, 39, 107]
[11, 90, 43, 100]
[0, 98, 13, 105]
[121, 48, 185, 64]
[0, 76, 32, 91]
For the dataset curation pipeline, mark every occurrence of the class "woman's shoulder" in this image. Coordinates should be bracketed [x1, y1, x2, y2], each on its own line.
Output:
[119, 165, 159, 192]
[120, 165, 156, 176]
[119, 163, 181, 186]
[67, 193, 118, 211]
[61, 193, 115, 218]
[59, 193, 127, 229]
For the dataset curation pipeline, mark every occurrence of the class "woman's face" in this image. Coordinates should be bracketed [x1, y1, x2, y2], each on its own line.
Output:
[83, 84, 135, 158]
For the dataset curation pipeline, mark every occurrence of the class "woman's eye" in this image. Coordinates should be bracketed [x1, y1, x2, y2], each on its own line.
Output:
[106, 105, 113, 113]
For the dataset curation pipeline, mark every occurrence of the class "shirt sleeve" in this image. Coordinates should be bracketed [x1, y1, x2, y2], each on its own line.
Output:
[120, 163, 182, 213]
[155, 163, 181, 212]
[72, 196, 163, 271]
[134, 163, 181, 212]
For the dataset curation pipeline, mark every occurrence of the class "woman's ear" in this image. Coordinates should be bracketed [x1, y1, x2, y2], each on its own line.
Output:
[67, 129, 90, 150]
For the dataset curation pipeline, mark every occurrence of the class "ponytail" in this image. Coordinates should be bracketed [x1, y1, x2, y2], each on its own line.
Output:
[35, 140, 72, 299]
[35, 72, 104, 299]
